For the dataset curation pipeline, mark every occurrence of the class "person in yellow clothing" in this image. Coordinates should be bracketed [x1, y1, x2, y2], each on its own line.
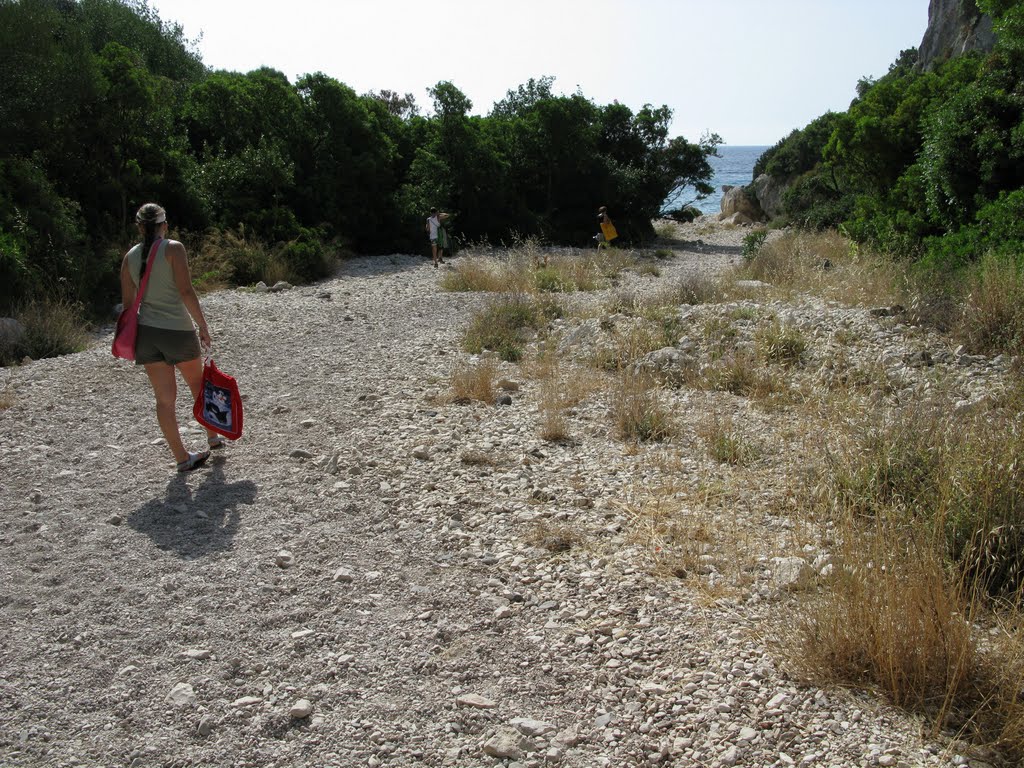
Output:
[597, 205, 619, 249]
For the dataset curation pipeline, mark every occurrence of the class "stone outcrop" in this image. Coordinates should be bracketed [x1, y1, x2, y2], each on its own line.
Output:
[918, 0, 995, 70]
[0, 317, 24, 350]
[718, 185, 764, 223]
[750, 174, 787, 220]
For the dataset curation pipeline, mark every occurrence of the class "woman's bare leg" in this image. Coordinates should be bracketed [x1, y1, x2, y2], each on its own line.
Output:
[177, 356, 219, 442]
[143, 362, 188, 463]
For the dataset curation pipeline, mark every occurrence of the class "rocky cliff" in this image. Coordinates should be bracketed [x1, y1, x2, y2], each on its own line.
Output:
[917, 0, 996, 69]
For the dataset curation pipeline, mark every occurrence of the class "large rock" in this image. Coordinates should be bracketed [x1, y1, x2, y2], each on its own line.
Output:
[0, 317, 25, 350]
[918, 0, 995, 71]
[719, 185, 764, 223]
[720, 211, 755, 226]
[750, 174, 787, 219]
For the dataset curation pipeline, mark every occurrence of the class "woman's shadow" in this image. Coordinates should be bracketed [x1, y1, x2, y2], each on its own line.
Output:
[128, 458, 257, 557]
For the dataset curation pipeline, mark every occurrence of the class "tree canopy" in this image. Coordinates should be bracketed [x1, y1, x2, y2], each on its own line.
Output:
[756, 0, 1024, 270]
[0, 0, 718, 313]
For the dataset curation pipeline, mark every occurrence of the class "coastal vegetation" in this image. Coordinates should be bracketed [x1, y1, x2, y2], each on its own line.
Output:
[0, 0, 718, 336]
[755, 1, 1024, 289]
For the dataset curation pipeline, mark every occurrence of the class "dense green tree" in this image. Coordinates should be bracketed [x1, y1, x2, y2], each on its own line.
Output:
[294, 73, 400, 251]
[0, 1, 719, 316]
[756, 0, 1024, 268]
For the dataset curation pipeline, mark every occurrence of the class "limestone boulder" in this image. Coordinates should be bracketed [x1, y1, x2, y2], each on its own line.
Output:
[720, 211, 754, 226]
[750, 174, 787, 219]
[719, 185, 764, 223]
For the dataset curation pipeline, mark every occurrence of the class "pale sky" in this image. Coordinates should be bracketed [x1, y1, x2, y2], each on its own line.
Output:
[152, 0, 928, 146]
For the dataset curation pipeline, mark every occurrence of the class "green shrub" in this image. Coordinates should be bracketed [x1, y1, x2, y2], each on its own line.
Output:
[741, 229, 769, 261]
[464, 295, 561, 362]
[278, 231, 332, 283]
[533, 266, 569, 292]
[1, 298, 90, 365]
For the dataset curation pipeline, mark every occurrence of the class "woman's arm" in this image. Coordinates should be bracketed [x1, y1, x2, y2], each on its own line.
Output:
[120, 254, 136, 308]
[167, 240, 212, 348]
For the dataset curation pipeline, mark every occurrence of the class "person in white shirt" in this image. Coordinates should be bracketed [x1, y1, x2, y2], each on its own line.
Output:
[425, 207, 450, 268]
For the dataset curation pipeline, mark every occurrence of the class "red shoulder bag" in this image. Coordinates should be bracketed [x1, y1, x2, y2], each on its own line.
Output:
[112, 238, 162, 361]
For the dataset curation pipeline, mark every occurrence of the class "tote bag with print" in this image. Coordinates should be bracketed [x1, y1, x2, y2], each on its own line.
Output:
[193, 358, 244, 440]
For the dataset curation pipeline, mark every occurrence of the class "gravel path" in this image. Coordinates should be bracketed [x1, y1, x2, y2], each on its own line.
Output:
[0, 224, 996, 767]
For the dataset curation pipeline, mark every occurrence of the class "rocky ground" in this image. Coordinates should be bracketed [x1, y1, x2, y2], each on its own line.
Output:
[0, 222, 1012, 768]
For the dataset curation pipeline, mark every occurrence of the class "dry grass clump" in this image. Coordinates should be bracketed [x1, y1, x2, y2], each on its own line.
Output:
[653, 220, 678, 240]
[821, 399, 1024, 595]
[793, 510, 1024, 760]
[736, 230, 906, 307]
[590, 322, 665, 372]
[193, 227, 285, 288]
[701, 316, 740, 360]
[449, 358, 498, 404]
[702, 351, 783, 399]
[623, 489, 755, 586]
[792, 521, 976, 712]
[464, 294, 561, 362]
[958, 252, 1024, 357]
[699, 415, 758, 466]
[653, 274, 727, 307]
[538, 372, 571, 443]
[756, 318, 807, 366]
[2, 298, 90, 365]
[460, 449, 503, 466]
[610, 371, 676, 443]
[792, 393, 1024, 758]
[0, 385, 15, 410]
[529, 352, 598, 443]
[597, 248, 638, 280]
[524, 519, 583, 553]
[444, 241, 620, 295]
[442, 258, 530, 293]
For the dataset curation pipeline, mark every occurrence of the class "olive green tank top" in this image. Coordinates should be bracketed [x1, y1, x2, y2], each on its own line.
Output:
[126, 239, 195, 331]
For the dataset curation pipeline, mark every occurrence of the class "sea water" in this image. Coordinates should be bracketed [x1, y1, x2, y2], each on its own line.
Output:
[664, 145, 770, 216]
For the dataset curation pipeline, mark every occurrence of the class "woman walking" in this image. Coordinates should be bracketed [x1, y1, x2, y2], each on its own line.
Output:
[120, 203, 224, 472]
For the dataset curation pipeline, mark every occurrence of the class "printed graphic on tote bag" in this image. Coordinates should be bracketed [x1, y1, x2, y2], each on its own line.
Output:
[202, 382, 233, 430]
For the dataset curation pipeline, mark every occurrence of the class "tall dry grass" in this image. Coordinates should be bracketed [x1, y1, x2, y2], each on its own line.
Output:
[793, 388, 1024, 759]
[958, 252, 1024, 357]
[736, 230, 907, 307]
[610, 370, 675, 443]
[449, 358, 499, 404]
[443, 241, 636, 295]
[1, 298, 90, 365]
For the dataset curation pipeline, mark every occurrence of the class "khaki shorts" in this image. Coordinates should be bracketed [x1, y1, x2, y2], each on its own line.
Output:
[135, 324, 201, 366]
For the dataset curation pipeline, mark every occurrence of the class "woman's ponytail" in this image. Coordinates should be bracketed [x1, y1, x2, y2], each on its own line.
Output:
[135, 202, 166, 278]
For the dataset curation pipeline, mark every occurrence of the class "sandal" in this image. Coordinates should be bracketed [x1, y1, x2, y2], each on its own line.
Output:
[208, 435, 227, 450]
[176, 450, 211, 473]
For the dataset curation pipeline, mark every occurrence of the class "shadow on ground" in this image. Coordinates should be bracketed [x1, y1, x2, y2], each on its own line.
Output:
[669, 240, 745, 256]
[128, 457, 257, 557]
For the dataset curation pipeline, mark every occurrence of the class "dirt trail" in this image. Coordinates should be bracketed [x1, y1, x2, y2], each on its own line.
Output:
[0, 227, 969, 767]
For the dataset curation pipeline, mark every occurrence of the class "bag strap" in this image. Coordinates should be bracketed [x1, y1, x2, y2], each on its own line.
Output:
[130, 238, 162, 313]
